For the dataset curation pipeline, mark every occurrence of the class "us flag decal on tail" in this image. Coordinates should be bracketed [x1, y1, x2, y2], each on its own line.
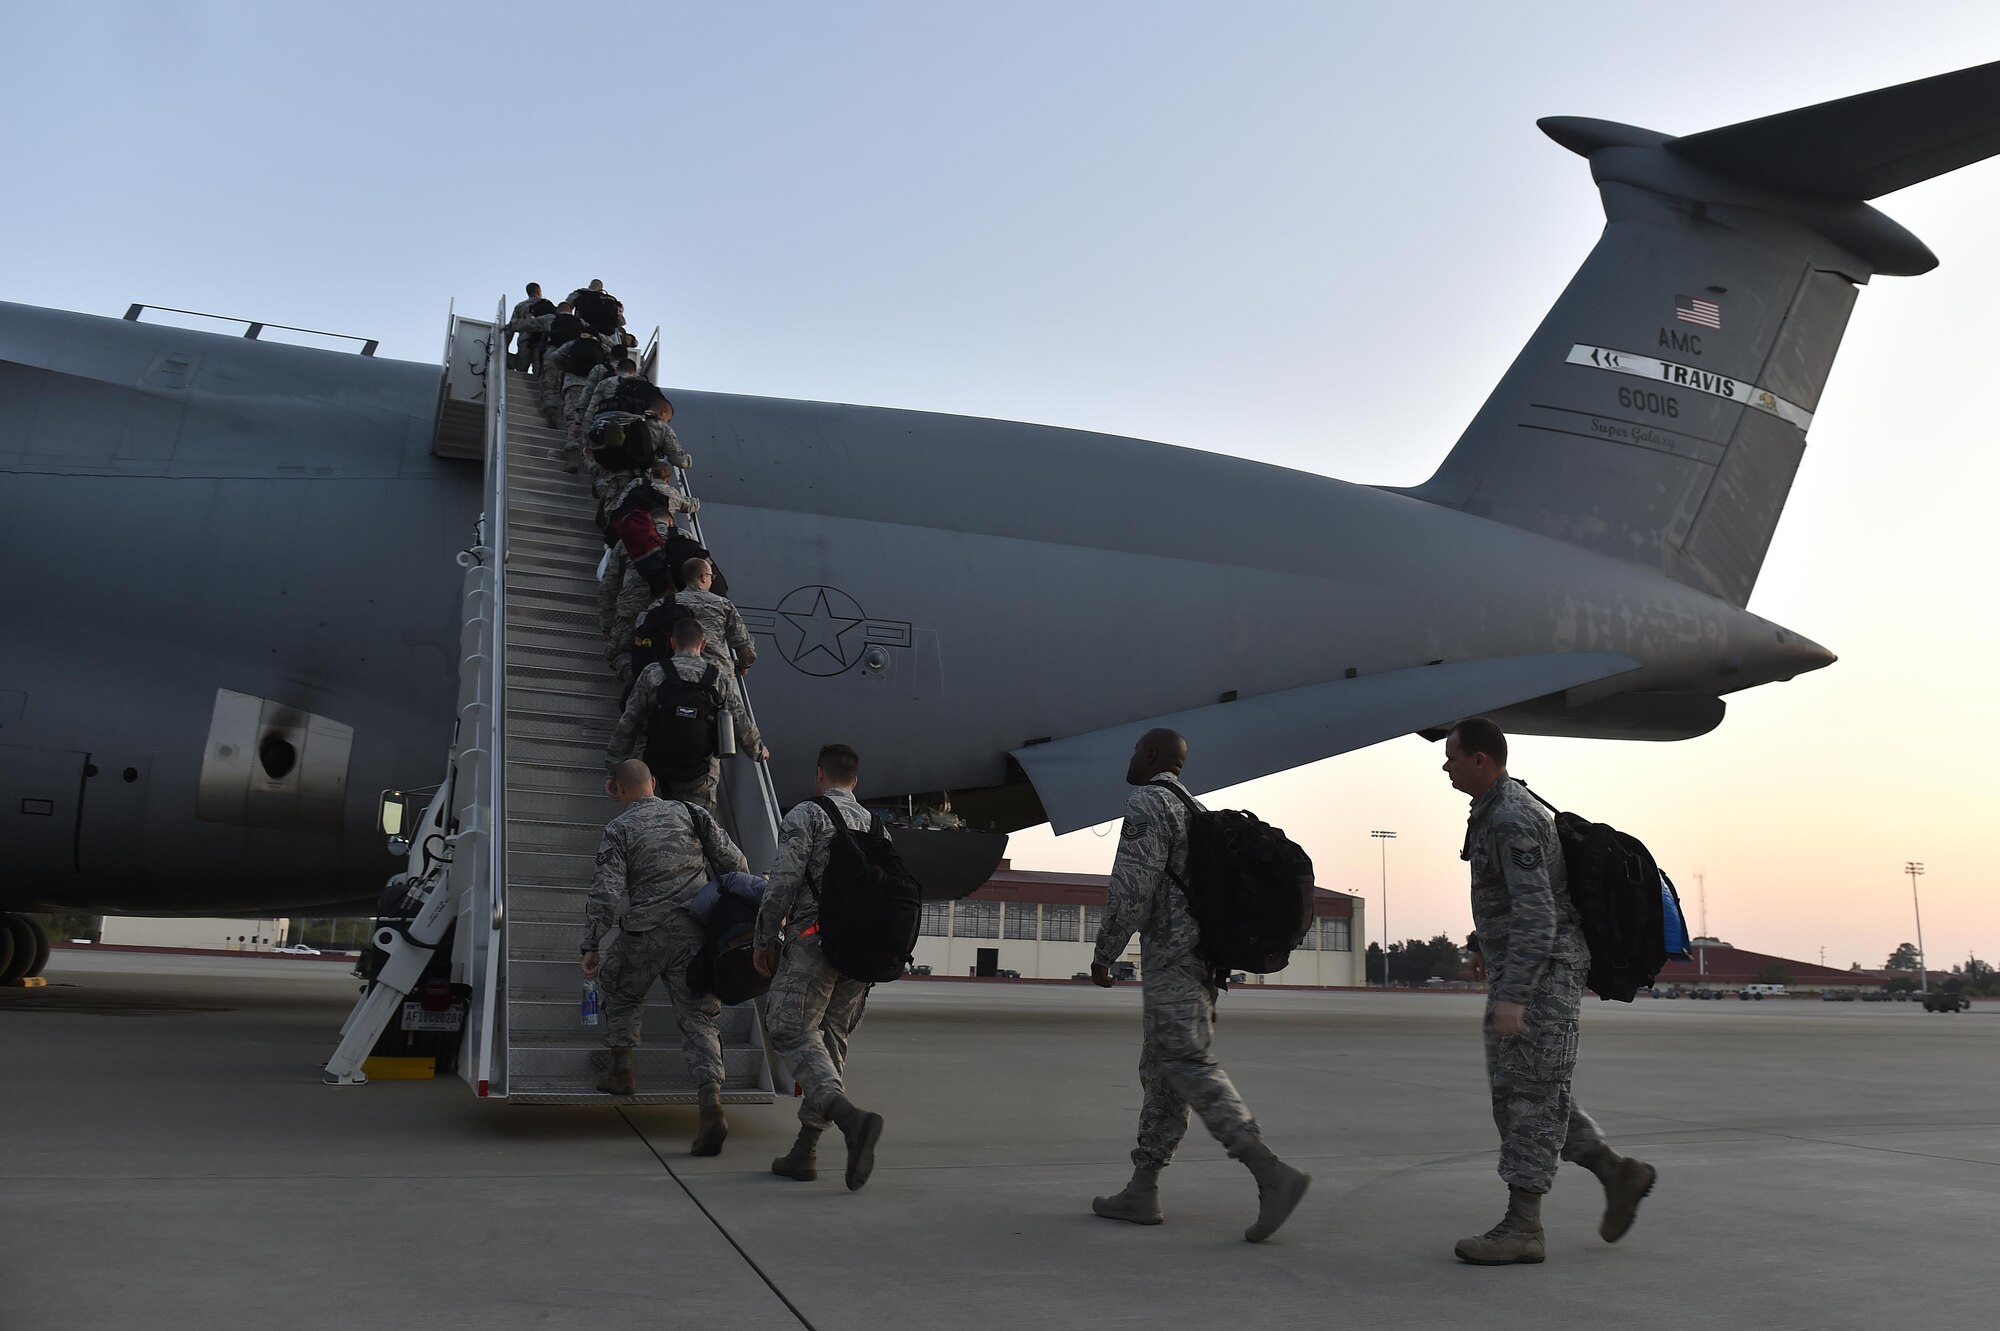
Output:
[1675, 294, 1722, 329]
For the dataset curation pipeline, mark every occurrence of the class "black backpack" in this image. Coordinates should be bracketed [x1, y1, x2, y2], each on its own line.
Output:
[1523, 787, 1678, 1003]
[1159, 783, 1315, 978]
[574, 289, 619, 334]
[631, 600, 696, 677]
[588, 412, 651, 473]
[809, 797, 923, 983]
[642, 664, 722, 783]
[612, 377, 665, 415]
[560, 338, 606, 376]
[546, 312, 584, 345]
[662, 529, 727, 596]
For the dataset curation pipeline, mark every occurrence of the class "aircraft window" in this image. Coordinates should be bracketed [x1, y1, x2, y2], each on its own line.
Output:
[84, 763, 98, 778]
[122, 767, 139, 783]
[259, 737, 298, 780]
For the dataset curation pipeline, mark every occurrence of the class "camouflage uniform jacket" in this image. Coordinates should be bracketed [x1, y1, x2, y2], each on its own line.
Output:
[631, 416, 692, 471]
[606, 655, 762, 769]
[674, 587, 757, 673]
[582, 795, 748, 951]
[1094, 774, 1204, 970]
[1462, 775, 1590, 1006]
[755, 787, 872, 951]
[578, 362, 619, 413]
[505, 311, 555, 336]
[508, 297, 542, 325]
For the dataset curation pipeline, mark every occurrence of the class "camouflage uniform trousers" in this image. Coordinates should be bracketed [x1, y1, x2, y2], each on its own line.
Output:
[559, 376, 592, 456]
[656, 761, 719, 820]
[598, 920, 725, 1088]
[538, 349, 566, 417]
[1483, 959, 1606, 1192]
[1132, 951, 1261, 1169]
[606, 566, 656, 686]
[764, 936, 870, 1131]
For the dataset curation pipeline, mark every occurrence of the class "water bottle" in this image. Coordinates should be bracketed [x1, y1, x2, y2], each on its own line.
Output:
[581, 977, 600, 1026]
[717, 706, 737, 758]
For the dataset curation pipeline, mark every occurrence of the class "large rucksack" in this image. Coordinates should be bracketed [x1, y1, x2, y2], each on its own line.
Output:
[1522, 787, 1685, 1002]
[560, 337, 607, 377]
[573, 288, 619, 334]
[612, 377, 665, 415]
[809, 797, 923, 983]
[631, 598, 697, 676]
[588, 412, 651, 473]
[642, 664, 722, 782]
[1158, 783, 1315, 978]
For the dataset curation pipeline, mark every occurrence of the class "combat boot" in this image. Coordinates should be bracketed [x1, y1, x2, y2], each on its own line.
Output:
[691, 1082, 728, 1156]
[596, 1047, 636, 1098]
[1577, 1146, 1656, 1242]
[1237, 1142, 1311, 1242]
[826, 1094, 885, 1192]
[770, 1126, 822, 1182]
[1454, 1186, 1546, 1265]
[1091, 1165, 1164, 1225]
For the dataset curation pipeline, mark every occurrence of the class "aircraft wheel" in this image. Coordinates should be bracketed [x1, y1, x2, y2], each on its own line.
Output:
[22, 915, 50, 977]
[0, 914, 33, 984]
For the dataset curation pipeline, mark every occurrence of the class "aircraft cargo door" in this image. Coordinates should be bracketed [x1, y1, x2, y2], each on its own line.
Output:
[0, 744, 84, 900]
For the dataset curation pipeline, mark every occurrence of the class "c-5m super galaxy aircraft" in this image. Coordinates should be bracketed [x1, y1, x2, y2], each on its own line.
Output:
[4, 62, 1999, 983]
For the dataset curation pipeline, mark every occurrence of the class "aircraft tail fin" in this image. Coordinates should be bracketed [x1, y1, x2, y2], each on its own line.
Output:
[1409, 61, 2000, 607]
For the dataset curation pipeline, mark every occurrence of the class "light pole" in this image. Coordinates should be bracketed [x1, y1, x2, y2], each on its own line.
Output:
[1371, 830, 1396, 987]
[1905, 861, 1927, 995]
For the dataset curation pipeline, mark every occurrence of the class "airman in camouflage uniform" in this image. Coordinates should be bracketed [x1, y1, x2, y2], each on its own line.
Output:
[605, 624, 766, 816]
[752, 745, 886, 1191]
[1089, 729, 1311, 1243]
[1444, 717, 1656, 1265]
[580, 760, 748, 1154]
[600, 502, 699, 688]
[675, 559, 757, 681]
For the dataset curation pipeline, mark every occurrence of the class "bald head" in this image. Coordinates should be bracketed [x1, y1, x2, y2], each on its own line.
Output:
[1125, 728, 1188, 785]
[609, 759, 656, 805]
[682, 557, 712, 590]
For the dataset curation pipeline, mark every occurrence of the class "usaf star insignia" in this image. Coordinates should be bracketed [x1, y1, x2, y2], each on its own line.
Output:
[1508, 844, 1542, 872]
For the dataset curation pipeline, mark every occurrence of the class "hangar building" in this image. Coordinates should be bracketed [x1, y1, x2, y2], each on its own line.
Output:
[910, 862, 1365, 986]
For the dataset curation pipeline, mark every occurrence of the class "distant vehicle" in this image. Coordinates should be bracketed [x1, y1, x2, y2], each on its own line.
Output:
[906, 963, 932, 977]
[275, 944, 322, 955]
[998, 968, 1021, 979]
[1072, 972, 1091, 982]
[1821, 990, 1856, 1002]
[1421, 977, 1448, 988]
[1230, 972, 1249, 985]
[1923, 993, 1971, 1013]
[1111, 962, 1137, 982]
[1739, 984, 1787, 1000]
[67, 938, 92, 945]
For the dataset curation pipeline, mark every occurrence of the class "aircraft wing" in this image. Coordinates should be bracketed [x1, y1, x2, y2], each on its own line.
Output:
[1010, 653, 1642, 834]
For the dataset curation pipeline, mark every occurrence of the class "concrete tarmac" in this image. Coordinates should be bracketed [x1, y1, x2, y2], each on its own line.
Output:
[3, 951, 1994, 1330]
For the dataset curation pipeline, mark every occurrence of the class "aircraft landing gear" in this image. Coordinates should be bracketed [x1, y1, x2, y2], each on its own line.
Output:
[0, 913, 50, 984]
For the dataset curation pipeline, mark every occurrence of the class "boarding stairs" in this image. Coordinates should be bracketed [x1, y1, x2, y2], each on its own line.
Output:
[327, 302, 787, 1102]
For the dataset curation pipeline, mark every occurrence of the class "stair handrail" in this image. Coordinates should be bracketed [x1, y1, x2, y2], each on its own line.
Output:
[467, 292, 511, 1096]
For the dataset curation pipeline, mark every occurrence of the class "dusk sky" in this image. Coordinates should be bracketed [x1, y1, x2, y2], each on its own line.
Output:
[5, 3, 1994, 972]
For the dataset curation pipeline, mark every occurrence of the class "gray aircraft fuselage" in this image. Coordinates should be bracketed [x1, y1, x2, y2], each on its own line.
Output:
[0, 304, 1823, 917]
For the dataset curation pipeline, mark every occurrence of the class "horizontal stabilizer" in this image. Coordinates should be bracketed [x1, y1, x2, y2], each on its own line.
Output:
[1011, 653, 1641, 835]
[1669, 59, 2000, 199]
